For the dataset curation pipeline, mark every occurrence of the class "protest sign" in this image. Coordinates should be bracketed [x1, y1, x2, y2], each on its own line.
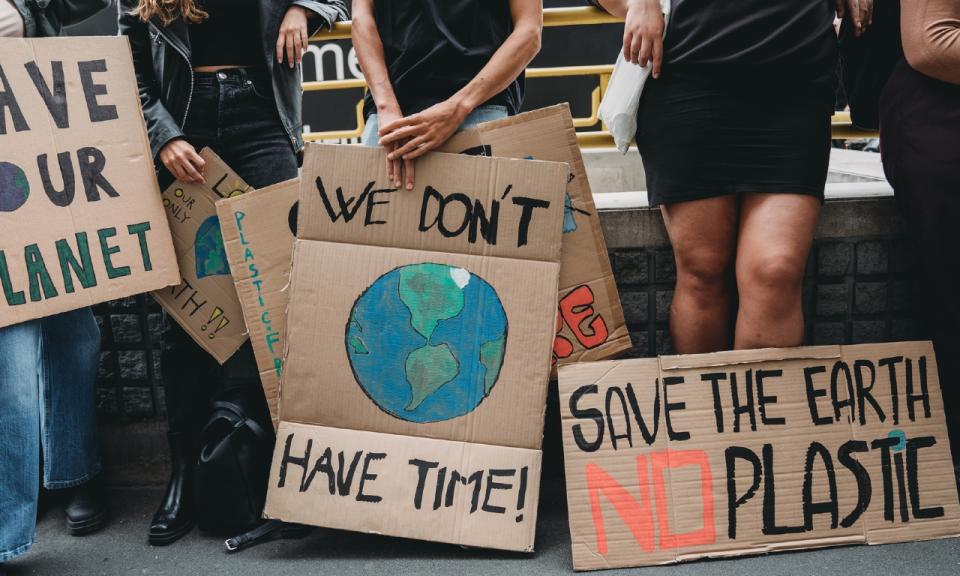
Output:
[264, 144, 568, 551]
[0, 37, 178, 327]
[559, 342, 960, 570]
[151, 149, 251, 364]
[217, 179, 299, 427]
[443, 105, 631, 371]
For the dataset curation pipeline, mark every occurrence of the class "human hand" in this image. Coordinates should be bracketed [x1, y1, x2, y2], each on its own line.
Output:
[376, 105, 415, 190]
[159, 139, 205, 184]
[378, 99, 468, 189]
[837, 0, 874, 37]
[277, 5, 310, 68]
[623, 0, 664, 77]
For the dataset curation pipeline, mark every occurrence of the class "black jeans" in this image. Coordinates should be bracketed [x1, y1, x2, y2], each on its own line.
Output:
[160, 68, 298, 441]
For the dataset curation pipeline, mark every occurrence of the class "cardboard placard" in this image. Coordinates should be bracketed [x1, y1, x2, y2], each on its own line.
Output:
[442, 104, 631, 371]
[269, 422, 542, 551]
[0, 37, 178, 327]
[265, 144, 568, 550]
[559, 342, 960, 570]
[151, 149, 251, 364]
[217, 179, 299, 427]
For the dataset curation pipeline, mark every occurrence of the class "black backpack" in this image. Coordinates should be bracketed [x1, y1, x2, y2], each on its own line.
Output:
[195, 400, 275, 535]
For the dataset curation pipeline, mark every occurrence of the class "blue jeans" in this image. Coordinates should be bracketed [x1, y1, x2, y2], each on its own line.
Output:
[0, 308, 102, 562]
[361, 105, 510, 146]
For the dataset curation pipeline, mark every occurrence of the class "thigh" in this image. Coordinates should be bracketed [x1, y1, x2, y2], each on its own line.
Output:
[661, 195, 739, 276]
[736, 193, 820, 280]
[220, 81, 298, 188]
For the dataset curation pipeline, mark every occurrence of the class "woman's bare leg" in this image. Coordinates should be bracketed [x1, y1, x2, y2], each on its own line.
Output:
[660, 195, 739, 354]
[734, 192, 821, 349]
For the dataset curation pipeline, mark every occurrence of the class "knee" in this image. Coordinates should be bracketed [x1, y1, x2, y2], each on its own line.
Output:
[675, 253, 731, 304]
[739, 254, 807, 299]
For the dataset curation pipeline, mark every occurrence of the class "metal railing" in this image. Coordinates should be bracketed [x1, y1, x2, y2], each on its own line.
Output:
[304, 6, 879, 147]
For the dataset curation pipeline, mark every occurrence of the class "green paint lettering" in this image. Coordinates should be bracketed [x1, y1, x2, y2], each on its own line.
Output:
[55, 232, 97, 293]
[127, 222, 153, 272]
[98, 227, 130, 279]
[0, 250, 26, 306]
[24, 244, 58, 302]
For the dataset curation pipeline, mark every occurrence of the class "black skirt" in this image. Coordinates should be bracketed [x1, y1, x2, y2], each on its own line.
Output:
[635, 68, 834, 207]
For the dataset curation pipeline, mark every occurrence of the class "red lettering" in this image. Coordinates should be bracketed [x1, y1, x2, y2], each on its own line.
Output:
[651, 450, 716, 550]
[553, 310, 574, 365]
[559, 285, 608, 349]
[586, 459, 655, 554]
[586, 450, 716, 558]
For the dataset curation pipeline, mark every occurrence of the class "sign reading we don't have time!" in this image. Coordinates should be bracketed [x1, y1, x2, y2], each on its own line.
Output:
[0, 38, 178, 327]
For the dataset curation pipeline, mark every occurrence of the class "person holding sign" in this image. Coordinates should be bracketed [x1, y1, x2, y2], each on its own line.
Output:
[880, 0, 960, 473]
[590, 0, 843, 353]
[119, 0, 348, 546]
[352, 0, 543, 189]
[0, 0, 111, 565]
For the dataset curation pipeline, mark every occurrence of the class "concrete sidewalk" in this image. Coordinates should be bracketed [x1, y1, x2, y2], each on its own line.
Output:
[4, 487, 959, 576]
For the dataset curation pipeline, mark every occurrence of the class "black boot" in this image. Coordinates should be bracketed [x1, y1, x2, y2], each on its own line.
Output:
[65, 475, 109, 536]
[149, 432, 196, 546]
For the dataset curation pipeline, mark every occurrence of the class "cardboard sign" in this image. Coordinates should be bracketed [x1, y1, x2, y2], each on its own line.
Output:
[217, 179, 299, 426]
[443, 105, 631, 371]
[265, 144, 568, 551]
[559, 342, 960, 570]
[151, 149, 251, 364]
[0, 37, 178, 327]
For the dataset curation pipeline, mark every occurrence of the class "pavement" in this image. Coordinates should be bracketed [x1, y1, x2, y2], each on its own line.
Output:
[3, 486, 959, 576]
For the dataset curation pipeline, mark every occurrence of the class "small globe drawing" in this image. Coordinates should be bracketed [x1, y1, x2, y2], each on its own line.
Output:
[0, 162, 30, 212]
[345, 263, 508, 423]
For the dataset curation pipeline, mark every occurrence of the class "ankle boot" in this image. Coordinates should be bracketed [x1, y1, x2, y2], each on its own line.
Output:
[149, 432, 195, 546]
[65, 475, 109, 536]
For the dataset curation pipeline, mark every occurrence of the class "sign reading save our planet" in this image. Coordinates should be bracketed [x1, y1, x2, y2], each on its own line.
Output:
[0, 37, 179, 327]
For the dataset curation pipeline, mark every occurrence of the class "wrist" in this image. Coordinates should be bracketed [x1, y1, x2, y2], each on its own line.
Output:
[448, 94, 475, 121]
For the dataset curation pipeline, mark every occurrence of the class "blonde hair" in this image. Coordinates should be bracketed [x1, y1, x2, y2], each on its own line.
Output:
[131, 0, 208, 25]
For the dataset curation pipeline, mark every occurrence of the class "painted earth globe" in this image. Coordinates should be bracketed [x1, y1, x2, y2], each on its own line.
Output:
[346, 263, 508, 423]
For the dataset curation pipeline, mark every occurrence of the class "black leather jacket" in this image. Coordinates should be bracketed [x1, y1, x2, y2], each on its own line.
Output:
[118, 0, 348, 159]
[12, 0, 109, 37]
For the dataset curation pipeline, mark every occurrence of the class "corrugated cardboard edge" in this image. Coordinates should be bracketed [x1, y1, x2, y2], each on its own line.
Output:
[215, 178, 299, 429]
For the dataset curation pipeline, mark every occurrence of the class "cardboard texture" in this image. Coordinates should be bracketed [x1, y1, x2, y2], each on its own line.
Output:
[151, 149, 252, 364]
[442, 105, 631, 371]
[558, 341, 960, 570]
[217, 179, 299, 427]
[0, 37, 178, 327]
[266, 422, 542, 551]
[265, 144, 568, 551]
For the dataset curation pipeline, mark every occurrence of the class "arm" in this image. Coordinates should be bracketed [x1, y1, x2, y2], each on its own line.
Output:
[46, 0, 110, 27]
[588, 0, 663, 69]
[379, 0, 543, 166]
[351, 0, 409, 188]
[118, 0, 204, 182]
[902, 0, 960, 85]
[277, 1, 350, 68]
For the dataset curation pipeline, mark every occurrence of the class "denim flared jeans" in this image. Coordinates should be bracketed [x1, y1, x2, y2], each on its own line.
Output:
[0, 308, 102, 562]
